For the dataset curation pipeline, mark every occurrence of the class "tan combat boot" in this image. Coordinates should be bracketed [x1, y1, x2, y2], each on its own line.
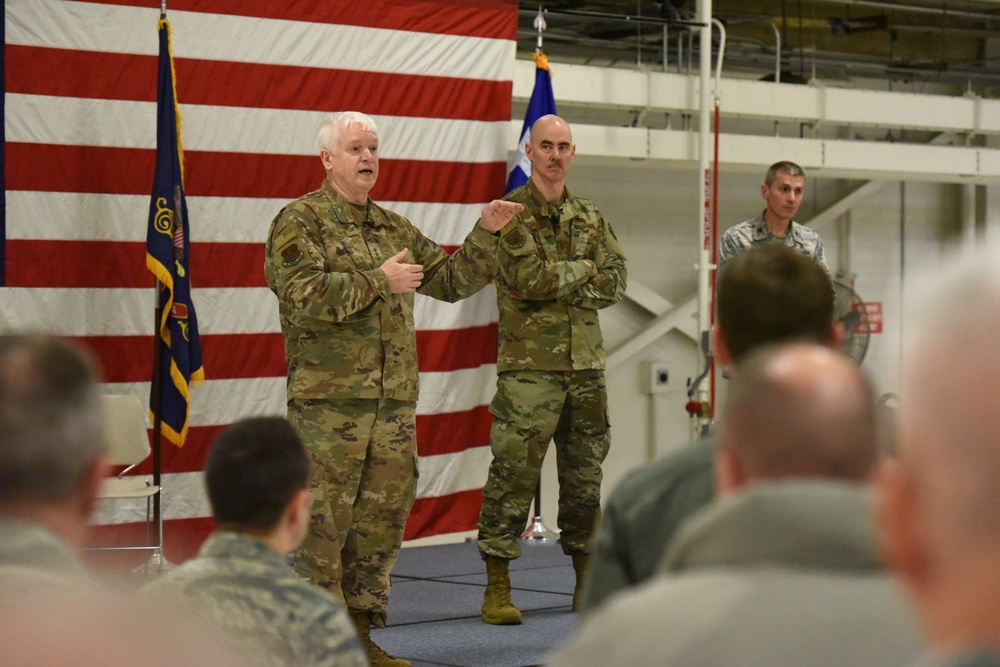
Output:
[481, 555, 522, 625]
[571, 552, 590, 611]
[350, 611, 411, 667]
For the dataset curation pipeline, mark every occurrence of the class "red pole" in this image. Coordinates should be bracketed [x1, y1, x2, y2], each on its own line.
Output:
[710, 99, 721, 419]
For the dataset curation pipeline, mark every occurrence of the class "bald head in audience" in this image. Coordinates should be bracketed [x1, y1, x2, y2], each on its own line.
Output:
[878, 248, 1000, 660]
[717, 343, 879, 494]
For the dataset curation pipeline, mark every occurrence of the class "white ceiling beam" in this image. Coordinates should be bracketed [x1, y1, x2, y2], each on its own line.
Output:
[509, 121, 1000, 183]
[515, 59, 1000, 136]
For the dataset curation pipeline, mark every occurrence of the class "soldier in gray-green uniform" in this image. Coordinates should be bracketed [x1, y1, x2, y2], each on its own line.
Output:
[264, 111, 522, 667]
[0, 334, 106, 595]
[718, 160, 828, 273]
[142, 417, 367, 667]
[476, 114, 627, 625]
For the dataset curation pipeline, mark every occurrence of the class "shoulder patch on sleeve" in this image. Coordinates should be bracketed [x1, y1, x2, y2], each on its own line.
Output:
[280, 243, 303, 267]
[503, 229, 526, 249]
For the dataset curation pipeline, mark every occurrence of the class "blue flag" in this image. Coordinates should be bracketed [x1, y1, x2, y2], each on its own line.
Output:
[145, 18, 204, 447]
[505, 51, 556, 194]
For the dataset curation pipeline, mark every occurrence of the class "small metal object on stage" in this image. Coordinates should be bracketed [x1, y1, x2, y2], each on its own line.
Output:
[134, 550, 175, 577]
[519, 483, 558, 543]
[520, 514, 557, 543]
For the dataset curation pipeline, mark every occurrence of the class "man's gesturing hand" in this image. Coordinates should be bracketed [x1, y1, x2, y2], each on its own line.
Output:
[477, 200, 524, 233]
[381, 249, 424, 293]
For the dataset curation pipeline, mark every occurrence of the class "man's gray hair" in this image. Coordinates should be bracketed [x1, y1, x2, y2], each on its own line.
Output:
[0, 334, 105, 504]
[901, 243, 1000, 550]
[317, 111, 378, 153]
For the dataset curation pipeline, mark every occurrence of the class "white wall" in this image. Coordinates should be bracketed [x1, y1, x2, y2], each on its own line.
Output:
[526, 159, 973, 526]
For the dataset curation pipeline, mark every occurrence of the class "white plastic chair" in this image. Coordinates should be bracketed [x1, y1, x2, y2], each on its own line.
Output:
[88, 394, 163, 562]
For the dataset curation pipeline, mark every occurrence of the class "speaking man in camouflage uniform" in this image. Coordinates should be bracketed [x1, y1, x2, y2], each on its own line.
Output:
[142, 417, 367, 667]
[718, 160, 828, 273]
[476, 114, 627, 625]
[264, 111, 522, 667]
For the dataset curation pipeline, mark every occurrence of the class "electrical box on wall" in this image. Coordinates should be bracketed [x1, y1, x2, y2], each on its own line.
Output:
[641, 362, 672, 395]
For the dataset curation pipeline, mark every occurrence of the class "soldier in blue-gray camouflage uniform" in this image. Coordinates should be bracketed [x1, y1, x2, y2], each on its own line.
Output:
[142, 417, 367, 667]
[264, 111, 522, 667]
[476, 114, 627, 625]
[718, 160, 828, 274]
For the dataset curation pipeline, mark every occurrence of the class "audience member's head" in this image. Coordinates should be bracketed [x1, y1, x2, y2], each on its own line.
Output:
[878, 246, 1000, 654]
[717, 343, 878, 496]
[715, 245, 837, 366]
[0, 334, 106, 548]
[206, 417, 311, 550]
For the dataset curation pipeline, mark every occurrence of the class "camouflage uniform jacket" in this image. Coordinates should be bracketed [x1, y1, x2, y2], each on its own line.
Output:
[718, 213, 829, 273]
[496, 180, 627, 372]
[142, 531, 367, 667]
[265, 180, 499, 401]
[0, 518, 93, 594]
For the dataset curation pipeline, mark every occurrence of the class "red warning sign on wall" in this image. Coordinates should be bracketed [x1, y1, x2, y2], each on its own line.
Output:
[857, 302, 883, 334]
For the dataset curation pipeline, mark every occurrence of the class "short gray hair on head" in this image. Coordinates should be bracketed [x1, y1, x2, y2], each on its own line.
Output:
[765, 160, 806, 186]
[900, 243, 1000, 550]
[0, 334, 104, 504]
[317, 111, 378, 153]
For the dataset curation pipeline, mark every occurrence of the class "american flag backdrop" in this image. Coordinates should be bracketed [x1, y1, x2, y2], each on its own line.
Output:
[3, 0, 517, 560]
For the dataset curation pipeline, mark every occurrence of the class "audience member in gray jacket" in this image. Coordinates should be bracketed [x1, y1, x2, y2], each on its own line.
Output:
[877, 247, 1000, 667]
[580, 244, 839, 611]
[549, 344, 921, 667]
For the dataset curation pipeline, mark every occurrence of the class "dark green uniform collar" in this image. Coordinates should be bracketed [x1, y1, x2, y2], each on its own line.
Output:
[526, 178, 574, 217]
[320, 179, 379, 228]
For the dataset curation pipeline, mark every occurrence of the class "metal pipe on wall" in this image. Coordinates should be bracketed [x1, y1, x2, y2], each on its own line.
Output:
[694, 0, 713, 434]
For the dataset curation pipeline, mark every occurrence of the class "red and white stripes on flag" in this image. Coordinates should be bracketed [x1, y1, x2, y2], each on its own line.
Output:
[3, 0, 517, 560]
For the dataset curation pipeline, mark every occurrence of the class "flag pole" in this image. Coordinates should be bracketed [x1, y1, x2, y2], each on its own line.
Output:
[519, 6, 556, 544]
[148, 1, 168, 573]
[150, 286, 166, 569]
[148, 5, 168, 574]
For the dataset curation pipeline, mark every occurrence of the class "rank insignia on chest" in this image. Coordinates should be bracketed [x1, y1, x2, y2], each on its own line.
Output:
[281, 243, 303, 267]
[504, 229, 525, 249]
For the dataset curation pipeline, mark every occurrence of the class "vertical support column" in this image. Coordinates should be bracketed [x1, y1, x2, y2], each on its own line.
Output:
[983, 184, 1000, 243]
[693, 0, 714, 435]
[961, 183, 977, 254]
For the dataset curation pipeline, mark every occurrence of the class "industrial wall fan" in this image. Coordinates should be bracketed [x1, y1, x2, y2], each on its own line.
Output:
[833, 281, 871, 365]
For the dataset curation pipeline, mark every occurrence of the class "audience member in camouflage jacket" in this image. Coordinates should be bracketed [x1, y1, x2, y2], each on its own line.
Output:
[717, 160, 828, 273]
[142, 418, 368, 667]
[264, 111, 521, 665]
[145, 531, 367, 667]
[476, 115, 627, 625]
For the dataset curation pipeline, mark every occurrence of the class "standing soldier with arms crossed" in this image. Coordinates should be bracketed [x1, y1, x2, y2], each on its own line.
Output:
[476, 114, 627, 624]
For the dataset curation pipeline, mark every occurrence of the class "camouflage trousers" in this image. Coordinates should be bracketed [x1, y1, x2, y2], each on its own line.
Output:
[477, 369, 610, 560]
[288, 398, 417, 627]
